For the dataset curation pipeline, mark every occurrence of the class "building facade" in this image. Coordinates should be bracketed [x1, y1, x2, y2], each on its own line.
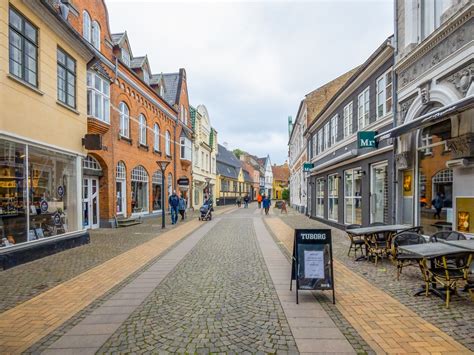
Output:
[258, 155, 273, 197]
[307, 38, 395, 228]
[190, 105, 217, 208]
[289, 101, 308, 212]
[0, 0, 94, 266]
[216, 144, 242, 205]
[380, 0, 474, 236]
[272, 163, 290, 200]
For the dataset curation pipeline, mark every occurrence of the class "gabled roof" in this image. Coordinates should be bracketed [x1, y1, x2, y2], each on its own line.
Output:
[162, 73, 180, 106]
[150, 73, 163, 85]
[111, 31, 133, 57]
[217, 162, 239, 179]
[130, 56, 147, 69]
[272, 164, 290, 182]
[111, 32, 125, 45]
[217, 144, 241, 168]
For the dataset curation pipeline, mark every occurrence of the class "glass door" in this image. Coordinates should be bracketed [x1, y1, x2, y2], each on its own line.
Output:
[83, 177, 99, 229]
[370, 162, 388, 223]
[116, 179, 126, 216]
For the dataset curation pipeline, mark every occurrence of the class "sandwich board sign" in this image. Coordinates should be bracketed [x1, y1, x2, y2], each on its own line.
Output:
[290, 229, 335, 304]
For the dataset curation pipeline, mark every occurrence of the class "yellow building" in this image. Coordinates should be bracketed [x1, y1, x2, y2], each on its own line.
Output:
[0, 0, 94, 266]
[272, 163, 290, 200]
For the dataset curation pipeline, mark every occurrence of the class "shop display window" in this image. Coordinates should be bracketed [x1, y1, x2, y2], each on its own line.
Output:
[316, 178, 325, 218]
[0, 138, 79, 248]
[344, 169, 362, 225]
[152, 171, 162, 212]
[131, 166, 149, 214]
[328, 174, 338, 221]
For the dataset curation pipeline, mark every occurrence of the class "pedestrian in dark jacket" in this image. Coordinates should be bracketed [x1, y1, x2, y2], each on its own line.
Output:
[432, 192, 444, 219]
[244, 195, 250, 208]
[168, 191, 179, 225]
[178, 195, 186, 220]
[262, 196, 271, 215]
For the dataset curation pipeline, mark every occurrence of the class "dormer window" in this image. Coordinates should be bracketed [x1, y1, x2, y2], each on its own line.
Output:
[143, 72, 149, 85]
[159, 84, 164, 97]
[121, 48, 130, 66]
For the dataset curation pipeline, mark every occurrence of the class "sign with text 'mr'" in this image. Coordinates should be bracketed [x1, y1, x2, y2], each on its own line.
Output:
[303, 163, 314, 172]
[357, 131, 377, 149]
[290, 229, 335, 304]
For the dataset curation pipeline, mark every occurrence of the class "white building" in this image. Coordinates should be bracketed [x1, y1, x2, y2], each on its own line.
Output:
[190, 105, 218, 208]
[258, 155, 273, 197]
[289, 103, 308, 213]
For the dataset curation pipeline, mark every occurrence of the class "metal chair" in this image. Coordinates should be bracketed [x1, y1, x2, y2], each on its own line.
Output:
[391, 232, 426, 280]
[430, 231, 466, 243]
[346, 224, 363, 257]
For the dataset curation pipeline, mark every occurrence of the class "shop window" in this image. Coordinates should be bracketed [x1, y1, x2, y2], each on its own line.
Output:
[139, 114, 147, 145]
[116, 161, 126, 215]
[87, 72, 110, 123]
[119, 102, 130, 138]
[131, 166, 148, 214]
[316, 178, 325, 218]
[152, 171, 163, 212]
[154, 124, 160, 151]
[343, 102, 353, 138]
[328, 174, 338, 221]
[9, 7, 38, 87]
[357, 87, 370, 129]
[344, 169, 362, 225]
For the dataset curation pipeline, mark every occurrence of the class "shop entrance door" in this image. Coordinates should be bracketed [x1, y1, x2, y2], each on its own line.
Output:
[83, 177, 99, 229]
[116, 179, 126, 216]
[370, 162, 388, 224]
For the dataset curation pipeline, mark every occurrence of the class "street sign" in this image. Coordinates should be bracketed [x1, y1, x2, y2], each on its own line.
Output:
[303, 163, 314, 172]
[290, 229, 335, 304]
[357, 131, 377, 149]
[177, 177, 190, 186]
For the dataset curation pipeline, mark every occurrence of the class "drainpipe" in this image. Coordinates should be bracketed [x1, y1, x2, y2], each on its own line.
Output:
[391, 0, 399, 225]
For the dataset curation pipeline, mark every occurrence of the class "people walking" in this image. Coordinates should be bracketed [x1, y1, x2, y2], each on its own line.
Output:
[168, 190, 179, 225]
[432, 192, 444, 219]
[236, 196, 242, 208]
[178, 195, 187, 220]
[244, 194, 250, 208]
[257, 194, 262, 209]
[262, 195, 271, 215]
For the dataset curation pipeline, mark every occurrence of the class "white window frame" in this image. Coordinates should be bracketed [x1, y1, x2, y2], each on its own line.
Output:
[328, 174, 338, 222]
[154, 123, 160, 151]
[87, 71, 110, 123]
[323, 122, 330, 150]
[180, 137, 191, 160]
[343, 102, 353, 138]
[344, 168, 362, 225]
[83, 11, 91, 42]
[119, 101, 130, 138]
[91, 21, 100, 50]
[121, 48, 130, 67]
[317, 129, 323, 154]
[376, 70, 393, 119]
[139, 114, 147, 145]
[330, 115, 338, 146]
[165, 131, 171, 156]
[357, 87, 370, 129]
[316, 178, 325, 218]
[143, 71, 149, 85]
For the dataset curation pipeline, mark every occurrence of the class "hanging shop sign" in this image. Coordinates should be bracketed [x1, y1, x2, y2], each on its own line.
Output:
[303, 163, 314, 172]
[357, 131, 377, 149]
[290, 229, 335, 304]
[177, 177, 190, 186]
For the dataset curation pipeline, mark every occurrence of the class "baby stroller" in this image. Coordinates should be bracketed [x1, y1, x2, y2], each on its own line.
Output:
[199, 203, 212, 221]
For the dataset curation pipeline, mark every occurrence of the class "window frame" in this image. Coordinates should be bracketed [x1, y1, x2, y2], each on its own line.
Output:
[138, 114, 147, 145]
[323, 122, 330, 150]
[343, 102, 353, 138]
[357, 86, 370, 129]
[328, 174, 339, 222]
[376, 70, 393, 119]
[87, 71, 110, 123]
[57, 47, 77, 109]
[344, 168, 362, 225]
[91, 21, 100, 50]
[153, 123, 160, 151]
[121, 48, 130, 67]
[330, 115, 338, 146]
[9, 6, 39, 88]
[82, 10, 91, 42]
[119, 101, 130, 138]
[316, 178, 325, 218]
[165, 131, 171, 156]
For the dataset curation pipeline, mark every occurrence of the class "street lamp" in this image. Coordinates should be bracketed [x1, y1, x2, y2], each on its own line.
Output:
[156, 159, 170, 229]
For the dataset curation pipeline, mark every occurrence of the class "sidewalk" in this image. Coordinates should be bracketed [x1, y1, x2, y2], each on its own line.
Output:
[265, 211, 473, 354]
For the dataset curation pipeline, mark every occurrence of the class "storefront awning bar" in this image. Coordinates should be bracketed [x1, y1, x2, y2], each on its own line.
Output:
[309, 150, 356, 174]
[376, 96, 474, 141]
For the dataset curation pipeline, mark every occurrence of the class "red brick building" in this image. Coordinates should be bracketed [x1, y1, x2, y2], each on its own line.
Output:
[56, 0, 192, 227]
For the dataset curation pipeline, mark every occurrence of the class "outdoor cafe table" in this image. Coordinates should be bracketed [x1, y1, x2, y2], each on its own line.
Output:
[440, 239, 474, 251]
[398, 243, 471, 298]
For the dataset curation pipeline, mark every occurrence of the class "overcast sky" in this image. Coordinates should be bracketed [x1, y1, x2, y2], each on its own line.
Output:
[107, 0, 393, 164]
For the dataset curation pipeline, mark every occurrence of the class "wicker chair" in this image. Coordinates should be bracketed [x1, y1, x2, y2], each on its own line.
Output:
[427, 253, 473, 308]
[346, 224, 363, 257]
[430, 231, 466, 243]
[365, 223, 390, 265]
[391, 232, 426, 280]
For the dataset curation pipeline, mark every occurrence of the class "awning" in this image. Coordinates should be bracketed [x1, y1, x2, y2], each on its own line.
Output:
[376, 96, 474, 141]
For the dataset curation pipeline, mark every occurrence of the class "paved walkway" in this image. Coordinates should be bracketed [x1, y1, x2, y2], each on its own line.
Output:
[265, 215, 472, 354]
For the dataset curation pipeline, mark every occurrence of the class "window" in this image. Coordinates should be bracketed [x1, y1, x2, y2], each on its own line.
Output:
[328, 174, 338, 221]
[9, 7, 38, 87]
[116, 161, 126, 180]
[421, 0, 444, 40]
[139, 114, 147, 145]
[121, 48, 130, 66]
[317, 130, 323, 154]
[420, 133, 433, 155]
[316, 178, 325, 218]
[131, 166, 149, 214]
[91, 21, 100, 49]
[57, 48, 76, 108]
[119, 102, 130, 138]
[83, 155, 101, 171]
[153, 124, 160, 151]
[143, 71, 149, 85]
[312, 135, 317, 159]
[165, 131, 171, 156]
[184, 108, 188, 125]
[324, 122, 330, 150]
[87, 72, 110, 123]
[344, 169, 362, 224]
[343, 102, 353, 138]
[159, 85, 164, 97]
[357, 87, 370, 129]
[330, 115, 338, 146]
[83, 11, 91, 42]
[376, 71, 392, 118]
[180, 137, 192, 160]
[152, 171, 163, 211]
[180, 104, 185, 122]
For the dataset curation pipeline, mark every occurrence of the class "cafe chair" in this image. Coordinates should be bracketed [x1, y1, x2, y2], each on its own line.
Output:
[345, 224, 363, 257]
[430, 231, 466, 243]
[401, 226, 424, 234]
[427, 253, 473, 308]
[391, 233, 425, 280]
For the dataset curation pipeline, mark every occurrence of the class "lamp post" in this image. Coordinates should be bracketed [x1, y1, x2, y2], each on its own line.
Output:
[156, 160, 170, 229]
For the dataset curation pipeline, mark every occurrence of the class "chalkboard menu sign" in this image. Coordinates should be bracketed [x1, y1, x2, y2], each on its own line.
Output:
[290, 229, 335, 304]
